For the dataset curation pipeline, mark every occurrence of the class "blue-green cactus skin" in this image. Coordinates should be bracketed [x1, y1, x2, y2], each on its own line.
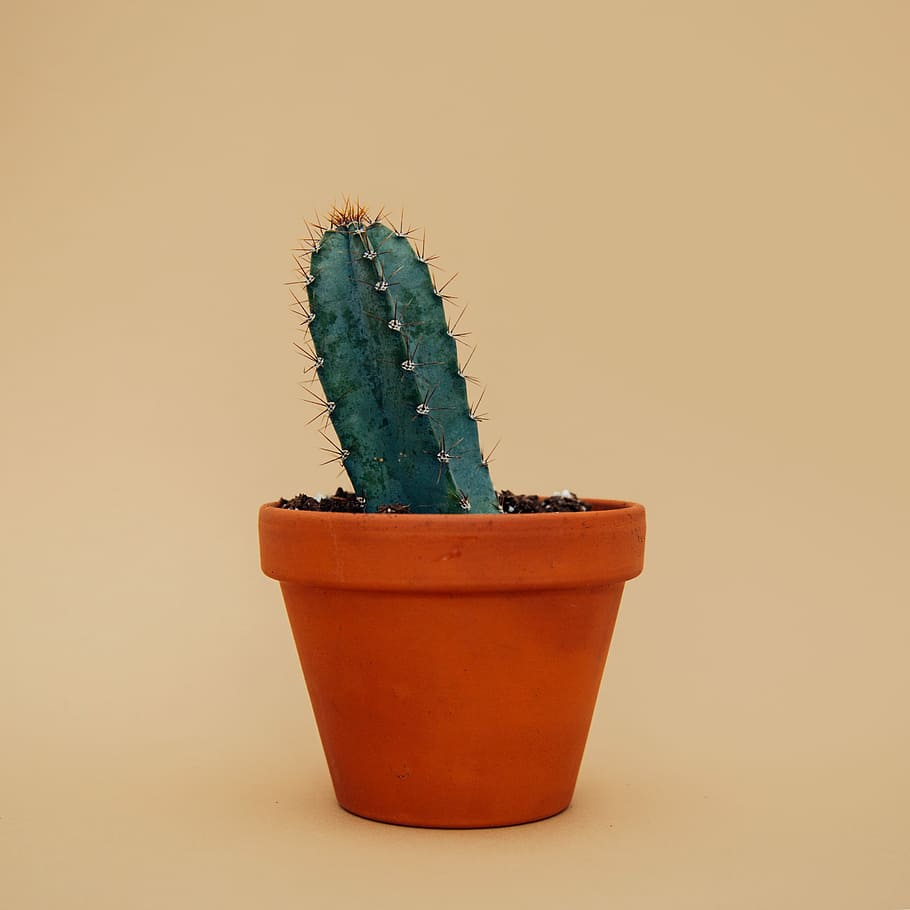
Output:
[299, 211, 499, 514]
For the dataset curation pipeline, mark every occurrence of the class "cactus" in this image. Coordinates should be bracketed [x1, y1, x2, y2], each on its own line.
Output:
[291, 203, 500, 514]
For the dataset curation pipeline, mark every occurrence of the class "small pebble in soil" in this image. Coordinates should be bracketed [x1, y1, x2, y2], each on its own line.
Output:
[278, 488, 591, 514]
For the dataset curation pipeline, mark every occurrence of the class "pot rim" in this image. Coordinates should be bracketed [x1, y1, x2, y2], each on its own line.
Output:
[260, 497, 646, 592]
[260, 496, 637, 520]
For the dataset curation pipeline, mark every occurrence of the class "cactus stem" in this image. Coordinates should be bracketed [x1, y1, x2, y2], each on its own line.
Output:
[299, 204, 500, 513]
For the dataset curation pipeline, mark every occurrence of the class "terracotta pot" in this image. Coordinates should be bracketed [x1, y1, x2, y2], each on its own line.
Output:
[259, 497, 646, 828]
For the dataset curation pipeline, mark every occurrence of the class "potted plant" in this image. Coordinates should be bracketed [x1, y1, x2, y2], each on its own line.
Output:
[259, 202, 646, 828]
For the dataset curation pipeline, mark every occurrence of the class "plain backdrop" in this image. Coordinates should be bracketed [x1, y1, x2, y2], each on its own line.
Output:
[2, 2, 908, 908]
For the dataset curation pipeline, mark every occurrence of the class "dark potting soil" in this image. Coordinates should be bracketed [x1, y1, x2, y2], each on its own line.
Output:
[277, 488, 592, 514]
[498, 490, 592, 514]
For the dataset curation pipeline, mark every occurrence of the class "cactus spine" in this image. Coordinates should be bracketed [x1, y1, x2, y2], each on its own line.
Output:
[294, 204, 499, 514]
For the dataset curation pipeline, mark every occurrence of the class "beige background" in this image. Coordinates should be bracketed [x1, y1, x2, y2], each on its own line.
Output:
[2, 1, 908, 907]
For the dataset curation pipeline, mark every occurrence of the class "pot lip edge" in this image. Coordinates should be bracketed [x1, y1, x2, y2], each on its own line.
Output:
[259, 497, 644, 523]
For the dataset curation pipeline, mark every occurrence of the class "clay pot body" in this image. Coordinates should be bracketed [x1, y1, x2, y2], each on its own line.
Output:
[259, 498, 645, 828]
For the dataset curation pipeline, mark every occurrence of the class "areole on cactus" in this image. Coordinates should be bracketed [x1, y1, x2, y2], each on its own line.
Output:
[292, 202, 500, 514]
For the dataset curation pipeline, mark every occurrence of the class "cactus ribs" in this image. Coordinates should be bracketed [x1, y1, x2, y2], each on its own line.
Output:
[293, 202, 499, 514]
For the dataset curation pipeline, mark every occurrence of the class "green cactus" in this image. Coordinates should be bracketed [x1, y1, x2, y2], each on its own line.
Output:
[292, 203, 500, 514]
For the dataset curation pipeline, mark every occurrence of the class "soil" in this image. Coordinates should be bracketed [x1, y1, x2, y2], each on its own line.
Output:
[498, 490, 591, 514]
[278, 489, 366, 513]
[277, 488, 592, 514]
